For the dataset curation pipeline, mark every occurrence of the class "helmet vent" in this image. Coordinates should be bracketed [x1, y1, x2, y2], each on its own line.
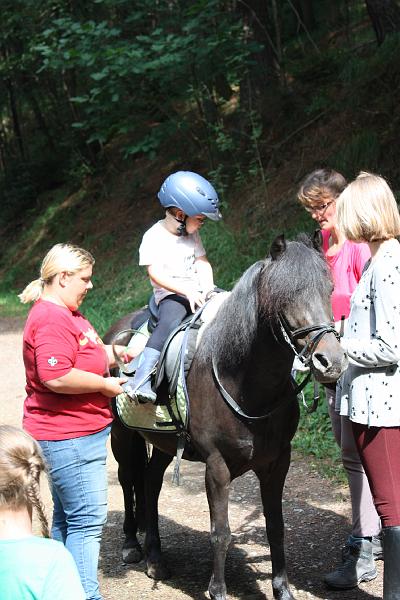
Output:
[196, 186, 206, 197]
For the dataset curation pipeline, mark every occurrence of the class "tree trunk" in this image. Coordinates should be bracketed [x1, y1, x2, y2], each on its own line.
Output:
[25, 89, 57, 152]
[236, 0, 283, 131]
[6, 78, 26, 160]
[365, 0, 400, 45]
[292, 0, 316, 31]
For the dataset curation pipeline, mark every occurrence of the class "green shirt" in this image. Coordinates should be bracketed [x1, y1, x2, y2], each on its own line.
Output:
[0, 536, 85, 599]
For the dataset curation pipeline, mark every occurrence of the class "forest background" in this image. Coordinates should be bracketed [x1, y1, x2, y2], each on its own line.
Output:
[1, 0, 400, 479]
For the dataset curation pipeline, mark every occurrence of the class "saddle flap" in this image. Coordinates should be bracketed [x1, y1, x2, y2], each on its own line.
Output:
[155, 330, 185, 394]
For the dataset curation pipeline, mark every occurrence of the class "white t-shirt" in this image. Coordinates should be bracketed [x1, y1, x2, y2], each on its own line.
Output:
[139, 220, 206, 303]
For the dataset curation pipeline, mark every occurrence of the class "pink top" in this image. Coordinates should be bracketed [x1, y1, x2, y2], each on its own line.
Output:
[23, 300, 113, 441]
[321, 229, 371, 321]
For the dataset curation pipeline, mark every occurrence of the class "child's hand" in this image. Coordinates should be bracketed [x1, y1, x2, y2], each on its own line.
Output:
[186, 289, 206, 312]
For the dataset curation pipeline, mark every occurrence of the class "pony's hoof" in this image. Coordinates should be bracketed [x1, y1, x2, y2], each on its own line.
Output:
[273, 587, 295, 600]
[122, 541, 142, 564]
[209, 592, 226, 600]
[208, 578, 227, 600]
[146, 560, 170, 580]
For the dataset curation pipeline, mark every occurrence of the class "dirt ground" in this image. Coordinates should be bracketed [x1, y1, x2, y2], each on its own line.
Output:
[1, 316, 383, 600]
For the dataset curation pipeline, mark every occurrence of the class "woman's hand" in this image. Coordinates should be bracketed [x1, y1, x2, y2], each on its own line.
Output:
[101, 376, 127, 398]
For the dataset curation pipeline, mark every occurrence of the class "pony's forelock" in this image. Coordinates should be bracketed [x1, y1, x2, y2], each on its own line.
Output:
[259, 235, 331, 317]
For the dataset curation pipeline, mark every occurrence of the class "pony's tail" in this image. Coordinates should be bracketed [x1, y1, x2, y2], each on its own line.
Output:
[18, 279, 43, 304]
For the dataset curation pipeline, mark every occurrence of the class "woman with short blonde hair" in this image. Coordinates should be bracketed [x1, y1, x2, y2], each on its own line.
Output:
[336, 171, 400, 600]
[337, 171, 400, 242]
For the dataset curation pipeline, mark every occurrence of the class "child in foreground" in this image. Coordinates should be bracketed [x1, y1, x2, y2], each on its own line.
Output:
[0, 425, 85, 600]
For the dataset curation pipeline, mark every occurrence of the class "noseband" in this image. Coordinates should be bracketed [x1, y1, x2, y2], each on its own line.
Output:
[277, 313, 339, 368]
[277, 313, 339, 411]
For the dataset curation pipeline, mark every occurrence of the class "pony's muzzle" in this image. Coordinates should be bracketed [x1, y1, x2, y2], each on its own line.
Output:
[311, 351, 348, 382]
[312, 352, 332, 373]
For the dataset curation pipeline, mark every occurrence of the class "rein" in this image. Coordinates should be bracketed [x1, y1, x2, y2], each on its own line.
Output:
[212, 314, 339, 421]
[211, 353, 295, 424]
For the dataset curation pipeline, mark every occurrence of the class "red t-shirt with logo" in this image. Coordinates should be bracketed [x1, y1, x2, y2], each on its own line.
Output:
[22, 300, 113, 441]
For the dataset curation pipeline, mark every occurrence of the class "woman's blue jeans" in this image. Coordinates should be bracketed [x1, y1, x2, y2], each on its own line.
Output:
[39, 426, 111, 600]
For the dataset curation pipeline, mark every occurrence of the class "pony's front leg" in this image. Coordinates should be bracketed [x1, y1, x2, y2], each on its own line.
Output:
[205, 453, 231, 600]
[144, 447, 173, 580]
[111, 424, 143, 564]
[255, 448, 295, 600]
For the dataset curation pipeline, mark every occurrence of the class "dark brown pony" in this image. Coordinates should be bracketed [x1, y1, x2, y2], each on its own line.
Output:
[104, 234, 347, 600]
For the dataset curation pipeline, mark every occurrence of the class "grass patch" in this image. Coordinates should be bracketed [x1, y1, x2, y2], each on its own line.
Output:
[0, 292, 29, 319]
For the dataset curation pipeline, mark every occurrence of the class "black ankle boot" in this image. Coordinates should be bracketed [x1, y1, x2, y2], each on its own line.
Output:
[383, 526, 400, 599]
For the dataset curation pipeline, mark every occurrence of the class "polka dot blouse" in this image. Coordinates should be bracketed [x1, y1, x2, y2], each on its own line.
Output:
[337, 239, 400, 427]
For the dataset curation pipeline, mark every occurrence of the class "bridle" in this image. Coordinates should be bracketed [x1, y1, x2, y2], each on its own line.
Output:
[276, 313, 340, 411]
[277, 313, 339, 369]
[211, 313, 339, 423]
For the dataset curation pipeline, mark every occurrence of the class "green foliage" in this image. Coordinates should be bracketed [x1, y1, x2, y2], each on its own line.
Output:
[0, 292, 29, 318]
[293, 382, 345, 483]
[331, 130, 381, 177]
[1, 0, 398, 485]
[31, 0, 256, 166]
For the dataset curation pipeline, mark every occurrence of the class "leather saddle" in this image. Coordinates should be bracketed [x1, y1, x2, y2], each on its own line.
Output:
[123, 295, 202, 400]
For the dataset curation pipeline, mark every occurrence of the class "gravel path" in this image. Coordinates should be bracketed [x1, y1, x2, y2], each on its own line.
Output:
[1, 317, 382, 599]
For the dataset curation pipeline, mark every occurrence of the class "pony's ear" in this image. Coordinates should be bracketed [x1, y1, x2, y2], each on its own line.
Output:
[312, 228, 323, 253]
[269, 234, 286, 260]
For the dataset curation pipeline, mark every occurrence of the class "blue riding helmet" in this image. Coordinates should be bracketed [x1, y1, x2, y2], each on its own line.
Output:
[157, 171, 222, 221]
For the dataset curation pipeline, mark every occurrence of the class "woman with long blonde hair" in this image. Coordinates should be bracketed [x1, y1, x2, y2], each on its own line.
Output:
[19, 243, 136, 600]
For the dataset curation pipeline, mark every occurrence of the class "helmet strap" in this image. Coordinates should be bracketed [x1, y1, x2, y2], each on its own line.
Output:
[174, 215, 188, 236]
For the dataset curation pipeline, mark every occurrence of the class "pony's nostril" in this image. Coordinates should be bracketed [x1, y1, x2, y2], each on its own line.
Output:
[312, 353, 332, 371]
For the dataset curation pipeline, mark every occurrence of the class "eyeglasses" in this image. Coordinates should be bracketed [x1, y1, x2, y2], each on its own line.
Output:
[305, 200, 335, 214]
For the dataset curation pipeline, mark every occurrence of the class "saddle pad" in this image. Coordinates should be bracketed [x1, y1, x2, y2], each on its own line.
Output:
[115, 373, 187, 432]
[196, 291, 230, 345]
[115, 292, 230, 433]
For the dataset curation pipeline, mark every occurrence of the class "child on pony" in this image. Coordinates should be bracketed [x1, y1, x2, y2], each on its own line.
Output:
[124, 170, 222, 404]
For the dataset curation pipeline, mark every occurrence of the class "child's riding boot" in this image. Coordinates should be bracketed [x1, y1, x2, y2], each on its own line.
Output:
[383, 526, 400, 599]
[324, 537, 377, 589]
[123, 347, 160, 404]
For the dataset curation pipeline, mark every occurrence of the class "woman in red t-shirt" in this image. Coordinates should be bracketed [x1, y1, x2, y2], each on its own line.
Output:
[19, 243, 135, 600]
[297, 169, 381, 590]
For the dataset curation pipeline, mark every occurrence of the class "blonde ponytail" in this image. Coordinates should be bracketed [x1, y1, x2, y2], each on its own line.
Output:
[18, 278, 44, 304]
[18, 243, 95, 304]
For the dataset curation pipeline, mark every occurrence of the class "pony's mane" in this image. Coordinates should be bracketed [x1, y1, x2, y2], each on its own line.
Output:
[259, 233, 332, 317]
[198, 261, 263, 371]
[198, 234, 332, 371]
